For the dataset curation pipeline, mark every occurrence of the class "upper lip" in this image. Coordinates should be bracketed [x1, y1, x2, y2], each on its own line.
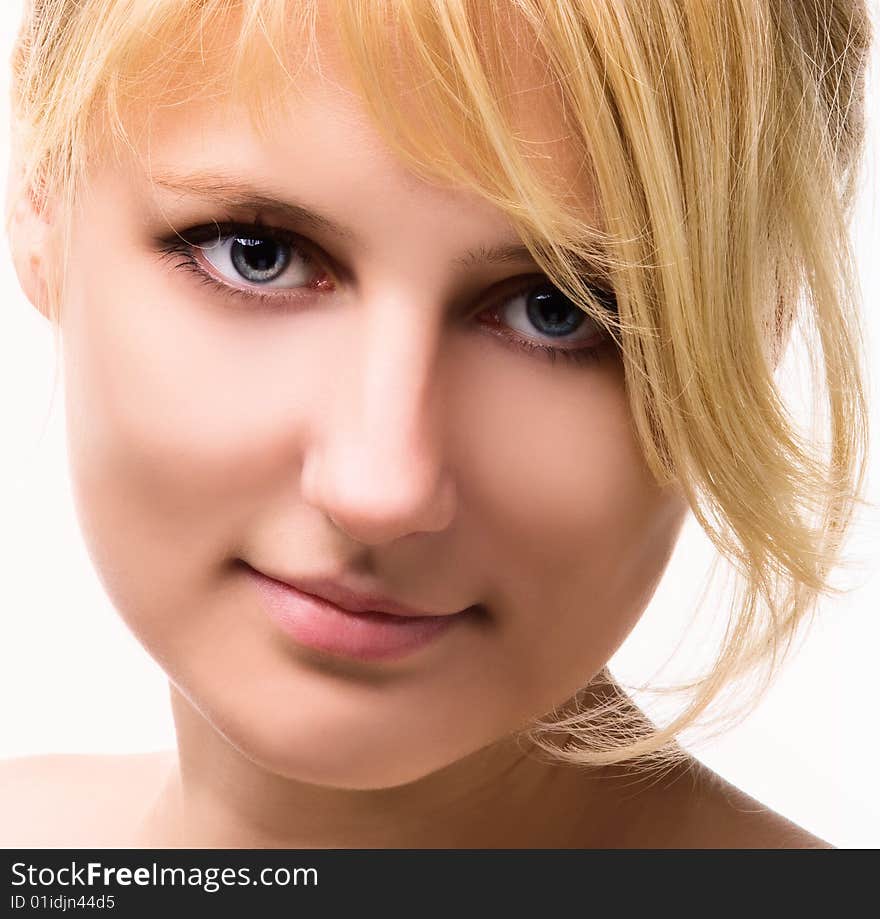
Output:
[247, 564, 470, 618]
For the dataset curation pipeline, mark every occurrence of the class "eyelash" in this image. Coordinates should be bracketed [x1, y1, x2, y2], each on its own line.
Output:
[155, 218, 616, 367]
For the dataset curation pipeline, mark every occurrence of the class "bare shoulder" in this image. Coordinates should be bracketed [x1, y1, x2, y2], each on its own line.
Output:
[608, 757, 835, 849]
[0, 751, 176, 848]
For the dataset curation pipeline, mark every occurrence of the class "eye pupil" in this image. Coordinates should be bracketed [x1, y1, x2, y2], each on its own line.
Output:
[526, 286, 584, 337]
[230, 237, 290, 282]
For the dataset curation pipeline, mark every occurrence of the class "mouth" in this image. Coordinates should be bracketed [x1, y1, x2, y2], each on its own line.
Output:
[250, 567, 470, 619]
[242, 563, 481, 663]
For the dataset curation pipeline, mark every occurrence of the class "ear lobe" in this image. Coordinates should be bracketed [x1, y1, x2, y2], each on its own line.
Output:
[6, 158, 58, 324]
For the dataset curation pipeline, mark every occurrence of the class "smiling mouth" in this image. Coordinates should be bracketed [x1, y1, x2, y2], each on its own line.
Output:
[246, 564, 474, 619]
[242, 563, 484, 663]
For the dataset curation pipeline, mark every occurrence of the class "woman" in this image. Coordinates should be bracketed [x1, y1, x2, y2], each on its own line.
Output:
[0, 0, 872, 847]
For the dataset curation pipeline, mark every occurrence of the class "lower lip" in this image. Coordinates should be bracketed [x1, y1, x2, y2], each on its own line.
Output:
[246, 567, 471, 662]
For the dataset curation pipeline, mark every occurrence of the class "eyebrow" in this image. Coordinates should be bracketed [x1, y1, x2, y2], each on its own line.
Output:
[149, 168, 538, 268]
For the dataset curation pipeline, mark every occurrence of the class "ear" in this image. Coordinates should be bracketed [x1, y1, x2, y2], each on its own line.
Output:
[6, 155, 58, 324]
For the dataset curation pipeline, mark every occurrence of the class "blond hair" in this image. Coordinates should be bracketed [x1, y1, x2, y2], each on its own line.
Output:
[6, 0, 875, 773]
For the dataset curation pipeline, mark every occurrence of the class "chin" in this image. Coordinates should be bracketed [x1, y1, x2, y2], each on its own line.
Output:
[242, 733, 458, 791]
[207, 694, 473, 791]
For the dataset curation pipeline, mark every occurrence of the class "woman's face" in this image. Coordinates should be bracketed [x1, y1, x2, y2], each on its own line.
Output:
[48, 34, 689, 789]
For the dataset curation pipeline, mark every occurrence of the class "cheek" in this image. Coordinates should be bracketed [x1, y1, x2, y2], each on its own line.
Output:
[449, 349, 687, 703]
[59, 239, 318, 642]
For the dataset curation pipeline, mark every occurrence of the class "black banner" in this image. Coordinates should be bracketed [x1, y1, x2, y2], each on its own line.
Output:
[1, 848, 872, 915]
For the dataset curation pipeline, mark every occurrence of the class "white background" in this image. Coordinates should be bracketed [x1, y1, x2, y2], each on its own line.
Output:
[0, 2, 877, 847]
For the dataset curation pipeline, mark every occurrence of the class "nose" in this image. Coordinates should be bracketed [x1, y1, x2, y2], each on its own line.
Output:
[299, 299, 458, 546]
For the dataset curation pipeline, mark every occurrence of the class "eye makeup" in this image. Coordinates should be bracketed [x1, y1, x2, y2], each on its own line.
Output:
[153, 216, 617, 367]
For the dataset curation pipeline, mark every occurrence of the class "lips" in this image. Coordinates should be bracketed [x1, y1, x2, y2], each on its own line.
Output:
[243, 563, 477, 662]
[248, 566, 470, 619]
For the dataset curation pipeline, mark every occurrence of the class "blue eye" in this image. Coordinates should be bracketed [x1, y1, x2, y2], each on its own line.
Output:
[158, 220, 327, 295]
[482, 281, 614, 366]
[224, 235, 293, 283]
[526, 286, 587, 336]
[155, 219, 616, 367]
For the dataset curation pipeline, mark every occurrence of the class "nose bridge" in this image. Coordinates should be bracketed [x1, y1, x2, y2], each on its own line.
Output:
[301, 294, 457, 544]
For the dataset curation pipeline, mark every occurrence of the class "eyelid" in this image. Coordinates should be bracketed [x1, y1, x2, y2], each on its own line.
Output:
[184, 219, 310, 258]
[487, 273, 617, 328]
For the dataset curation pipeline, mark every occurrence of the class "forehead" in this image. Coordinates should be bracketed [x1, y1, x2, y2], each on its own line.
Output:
[111, 0, 593, 219]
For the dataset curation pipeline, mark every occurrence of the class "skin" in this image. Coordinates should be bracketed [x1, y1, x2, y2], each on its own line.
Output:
[2, 10, 832, 849]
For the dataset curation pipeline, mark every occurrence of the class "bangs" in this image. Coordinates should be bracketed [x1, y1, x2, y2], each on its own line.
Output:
[51, 1, 639, 339]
